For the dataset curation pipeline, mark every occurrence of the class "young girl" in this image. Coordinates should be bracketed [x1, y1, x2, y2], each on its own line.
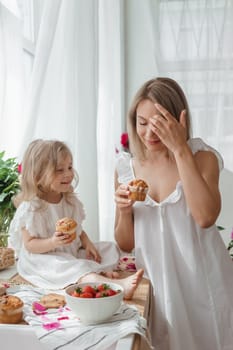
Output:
[114, 77, 233, 349]
[9, 139, 143, 298]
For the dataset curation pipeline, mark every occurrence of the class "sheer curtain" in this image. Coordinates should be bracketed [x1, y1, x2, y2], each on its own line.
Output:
[1, 0, 233, 242]
[0, 1, 25, 157]
[15, 0, 125, 241]
[97, 0, 124, 241]
[125, 0, 233, 240]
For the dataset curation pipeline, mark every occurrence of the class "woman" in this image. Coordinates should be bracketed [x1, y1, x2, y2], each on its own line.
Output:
[114, 77, 233, 350]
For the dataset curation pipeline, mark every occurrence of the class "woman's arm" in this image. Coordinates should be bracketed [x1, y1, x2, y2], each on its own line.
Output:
[114, 171, 135, 252]
[174, 146, 221, 228]
[150, 103, 221, 228]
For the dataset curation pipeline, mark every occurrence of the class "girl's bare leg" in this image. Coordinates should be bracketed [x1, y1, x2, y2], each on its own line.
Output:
[79, 269, 144, 300]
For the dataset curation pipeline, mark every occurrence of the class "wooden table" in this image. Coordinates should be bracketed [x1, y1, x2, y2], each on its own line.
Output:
[124, 274, 151, 350]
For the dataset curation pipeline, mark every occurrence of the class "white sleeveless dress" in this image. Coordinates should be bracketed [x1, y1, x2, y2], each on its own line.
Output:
[9, 194, 120, 289]
[116, 138, 233, 350]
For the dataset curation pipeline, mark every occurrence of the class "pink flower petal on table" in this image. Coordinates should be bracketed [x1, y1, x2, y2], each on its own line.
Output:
[57, 316, 69, 321]
[43, 321, 62, 331]
[2, 283, 10, 288]
[32, 302, 47, 312]
[33, 310, 47, 315]
[32, 302, 48, 315]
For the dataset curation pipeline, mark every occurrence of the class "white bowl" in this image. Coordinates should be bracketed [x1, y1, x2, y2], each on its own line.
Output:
[65, 282, 124, 325]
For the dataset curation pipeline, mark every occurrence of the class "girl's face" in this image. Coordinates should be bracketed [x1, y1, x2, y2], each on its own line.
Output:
[136, 99, 164, 151]
[50, 155, 74, 193]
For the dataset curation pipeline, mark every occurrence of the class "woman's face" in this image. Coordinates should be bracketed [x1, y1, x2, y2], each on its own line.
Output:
[51, 155, 74, 193]
[136, 99, 164, 151]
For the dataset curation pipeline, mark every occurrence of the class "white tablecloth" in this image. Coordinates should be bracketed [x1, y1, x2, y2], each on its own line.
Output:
[3, 285, 153, 350]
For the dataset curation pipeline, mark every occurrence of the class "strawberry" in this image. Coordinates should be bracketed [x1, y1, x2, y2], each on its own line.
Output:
[97, 283, 110, 292]
[82, 285, 96, 296]
[106, 289, 117, 297]
[79, 292, 94, 298]
[72, 287, 82, 297]
[95, 291, 108, 298]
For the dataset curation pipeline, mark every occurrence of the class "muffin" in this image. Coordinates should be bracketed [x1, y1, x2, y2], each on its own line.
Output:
[128, 179, 149, 201]
[56, 217, 77, 241]
[0, 295, 24, 324]
[38, 293, 66, 309]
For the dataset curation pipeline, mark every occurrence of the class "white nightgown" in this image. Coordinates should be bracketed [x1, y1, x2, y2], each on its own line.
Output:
[116, 138, 233, 350]
[9, 194, 120, 289]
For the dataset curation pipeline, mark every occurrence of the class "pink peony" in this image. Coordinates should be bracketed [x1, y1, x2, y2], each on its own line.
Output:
[121, 133, 129, 149]
[17, 163, 22, 173]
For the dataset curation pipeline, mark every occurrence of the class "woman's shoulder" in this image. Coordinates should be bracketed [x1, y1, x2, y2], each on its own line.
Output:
[188, 137, 224, 170]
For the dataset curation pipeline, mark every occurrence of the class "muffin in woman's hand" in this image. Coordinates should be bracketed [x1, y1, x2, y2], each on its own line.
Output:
[56, 217, 77, 241]
[128, 179, 149, 201]
[0, 295, 24, 324]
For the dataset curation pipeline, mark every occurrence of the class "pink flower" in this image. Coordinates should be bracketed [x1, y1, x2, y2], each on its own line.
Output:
[121, 133, 129, 149]
[17, 163, 22, 173]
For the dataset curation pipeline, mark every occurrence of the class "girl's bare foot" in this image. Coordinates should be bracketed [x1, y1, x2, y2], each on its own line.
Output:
[79, 269, 144, 300]
[118, 269, 144, 300]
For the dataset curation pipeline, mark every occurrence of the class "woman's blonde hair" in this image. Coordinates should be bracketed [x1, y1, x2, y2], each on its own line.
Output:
[127, 77, 192, 159]
[14, 139, 78, 207]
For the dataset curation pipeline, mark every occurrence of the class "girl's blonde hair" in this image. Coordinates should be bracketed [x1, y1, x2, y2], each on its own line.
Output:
[127, 77, 192, 159]
[14, 139, 78, 207]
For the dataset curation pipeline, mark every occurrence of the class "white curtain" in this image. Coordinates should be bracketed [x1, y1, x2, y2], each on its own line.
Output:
[125, 0, 233, 239]
[0, 1, 25, 157]
[1, 0, 233, 242]
[16, 0, 125, 242]
[97, 0, 124, 241]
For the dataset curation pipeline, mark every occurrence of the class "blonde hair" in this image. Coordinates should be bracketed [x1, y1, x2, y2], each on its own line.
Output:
[127, 77, 192, 159]
[14, 139, 78, 207]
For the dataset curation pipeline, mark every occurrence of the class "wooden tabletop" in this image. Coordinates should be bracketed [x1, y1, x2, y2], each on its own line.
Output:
[118, 272, 151, 350]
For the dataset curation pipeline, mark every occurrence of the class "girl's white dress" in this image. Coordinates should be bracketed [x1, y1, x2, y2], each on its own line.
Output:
[9, 195, 120, 289]
[116, 138, 233, 350]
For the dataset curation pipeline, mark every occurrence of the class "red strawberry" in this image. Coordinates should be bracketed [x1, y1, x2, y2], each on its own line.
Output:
[79, 292, 94, 298]
[82, 285, 96, 296]
[71, 287, 82, 297]
[97, 283, 109, 292]
[106, 289, 117, 297]
[95, 291, 108, 298]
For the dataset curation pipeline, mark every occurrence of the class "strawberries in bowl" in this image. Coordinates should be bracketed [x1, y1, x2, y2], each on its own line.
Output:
[70, 283, 120, 298]
[65, 282, 124, 324]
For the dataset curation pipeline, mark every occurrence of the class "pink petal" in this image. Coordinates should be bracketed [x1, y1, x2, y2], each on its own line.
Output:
[42, 322, 61, 331]
[57, 316, 69, 321]
[32, 302, 47, 312]
[33, 310, 47, 315]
